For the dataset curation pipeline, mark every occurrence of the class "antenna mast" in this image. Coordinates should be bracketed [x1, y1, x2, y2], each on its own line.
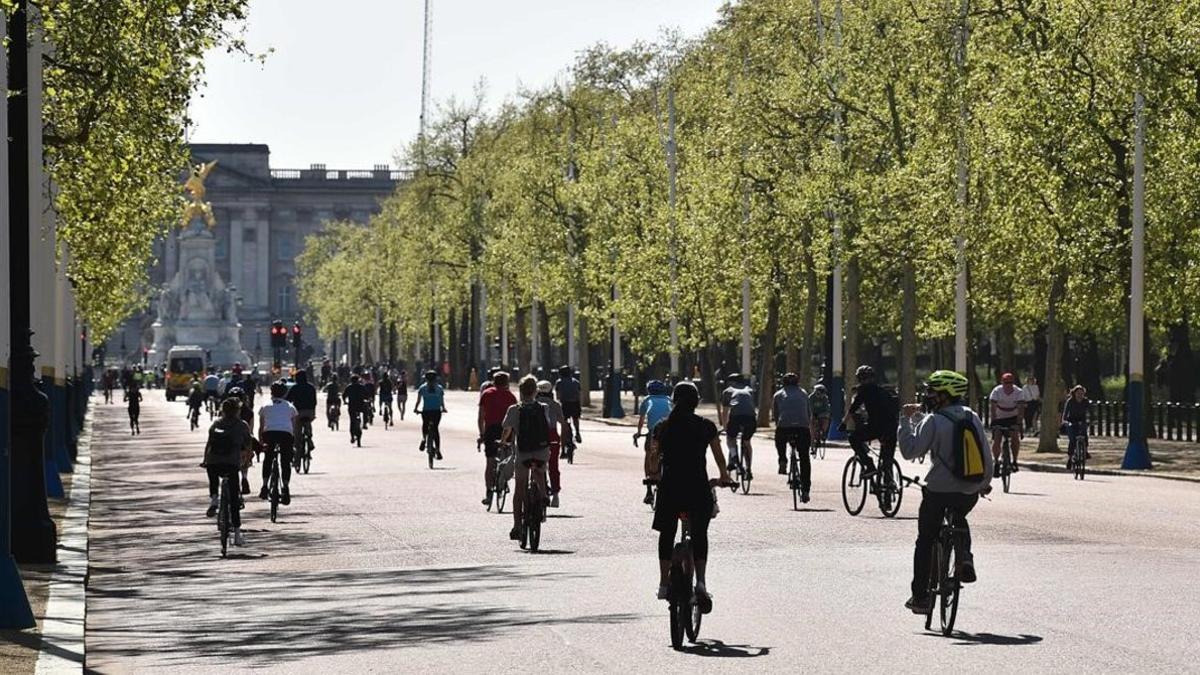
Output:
[419, 0, 433, 163]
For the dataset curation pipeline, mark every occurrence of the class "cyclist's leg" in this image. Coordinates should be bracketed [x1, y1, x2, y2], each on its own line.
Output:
[990, 424, 1003, 460]
[513, 460, 529, 530]
[798, 428, 812, 494]
[951, 492, 979, 559]
[260, 440, 276, 488]
[207, 466, 220, 499]
[879, 436, 897, 485]
[548, 442, 561, 495]
[724, 424, 740, 466]
[657, 519, 678, 587]
[225, 467, 242, 529]
[1010, 425, 1021, 464]
[430, 411, 442, 452]
[911, 491, 945, 600]
[741, 431, 753, 474]
[849, 431, 876, 472]
[774, 428, 788, 473]
[280, 434, 295, 488]
[691, 510, 712, 588]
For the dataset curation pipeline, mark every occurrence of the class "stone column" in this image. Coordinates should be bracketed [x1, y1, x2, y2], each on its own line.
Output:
[229, 215, 243, 298]
[256, 211, 270, 311]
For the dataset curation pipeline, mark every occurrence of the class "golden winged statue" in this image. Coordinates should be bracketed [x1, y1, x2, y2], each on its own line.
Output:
[181, 159, 219, 228]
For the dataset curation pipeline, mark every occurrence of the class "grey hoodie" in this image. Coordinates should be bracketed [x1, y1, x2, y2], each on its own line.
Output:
[898, 404, 994, 494]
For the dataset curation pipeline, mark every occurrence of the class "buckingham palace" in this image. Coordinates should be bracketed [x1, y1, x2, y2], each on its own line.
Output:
[111, 143, 403, 366]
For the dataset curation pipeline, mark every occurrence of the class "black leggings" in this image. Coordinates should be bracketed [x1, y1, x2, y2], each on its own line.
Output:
[775, 426, 812, 490]
[421, 410, 442, 448]
[850, 430, 895, 474]
[912, 490, 978, 597]
[206, 465, 241, 528]
[658, 513, 710, 562]
[261, 430, 295, 488]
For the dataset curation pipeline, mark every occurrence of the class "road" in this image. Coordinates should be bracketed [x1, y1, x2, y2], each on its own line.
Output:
[84, 390, 1200, 673]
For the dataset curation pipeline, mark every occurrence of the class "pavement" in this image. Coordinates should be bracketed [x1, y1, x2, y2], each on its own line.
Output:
[76, 390, 1200, 673]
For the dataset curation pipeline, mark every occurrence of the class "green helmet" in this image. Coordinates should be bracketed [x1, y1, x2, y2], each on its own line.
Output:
[925, 370, 968, 399]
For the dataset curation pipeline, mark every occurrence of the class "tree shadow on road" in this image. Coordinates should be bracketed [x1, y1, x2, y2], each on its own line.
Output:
[677, 639, 770, 657]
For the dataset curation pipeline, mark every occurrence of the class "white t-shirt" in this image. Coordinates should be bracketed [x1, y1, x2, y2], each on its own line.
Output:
[258, 399, 297, 434]
[1024, 383, 1041, 402]
[989, 385, 1025, 420]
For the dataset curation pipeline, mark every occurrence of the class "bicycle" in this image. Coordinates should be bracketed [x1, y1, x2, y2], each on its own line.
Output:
[518, 457, 548, 552]
[349, 409, 363, 447]
[294, 418, 314, 474]
[635, 432, 658, 509]
[216, 472, 236, 557]
[663, 478, 730, 649]
[1067, 422, 1088, 480]
[841, 446, 905, 517]
[561, 438, 576, 465]
[489, 445, 513, 513]
[923, 506, 969, 636]
[327, 403, 340, 431]
[423, 421, 439, 469]
[786, 437, 809, 510]
[267, 449, 282, 524]
[382, 401, 393, 429]
[993, 428, 1014, 493]
[810, 422, 827, 460]
[725, 430, 753, 495]
[189, 406, 200, 431]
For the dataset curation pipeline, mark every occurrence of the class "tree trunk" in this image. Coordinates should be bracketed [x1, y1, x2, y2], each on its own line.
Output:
[757, 290, 781, 427]
[578, 316, 591, 407]
[448, 311, 461, 389]
[899, 260, 917, 403]
[515, 307, 529, 376]
[1037, 272, 1068, 453]
[800, 254, 818, 388]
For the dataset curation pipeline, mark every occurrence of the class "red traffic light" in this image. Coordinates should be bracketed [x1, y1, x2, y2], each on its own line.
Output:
[292, 324, 301, 335]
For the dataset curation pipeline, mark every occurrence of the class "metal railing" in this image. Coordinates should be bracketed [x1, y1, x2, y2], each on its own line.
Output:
[976, 399, 1200, 442]
[269, 168, 414, 181]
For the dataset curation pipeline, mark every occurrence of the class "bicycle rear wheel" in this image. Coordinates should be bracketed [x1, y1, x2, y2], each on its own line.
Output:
[924, 540, 940, 632]
[841, 457, 867, 516]
[496, 482, 508, 513]
[269, 462, 280, 524]
[218, 480, 230, 557]
[789, 453, 801, 510]
[818, 437, 826, 460]
[685, 599, 702, 643]
[879, 460, 904, 518]
[1074, 438, 1087, 480]
[529, 504, 542, 552]
[302, 450, 311, 474]
[939, 536, 960, 636]
[669, 603, 684, 649]
[427, 442, 435, 469]
[739, 466, 751, 495]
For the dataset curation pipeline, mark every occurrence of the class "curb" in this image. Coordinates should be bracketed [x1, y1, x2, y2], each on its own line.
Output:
[34, 403, 92, 674]
[1019, 458, 1200, 484]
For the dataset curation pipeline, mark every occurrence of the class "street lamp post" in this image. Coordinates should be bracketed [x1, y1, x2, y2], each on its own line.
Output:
[1123, 90, 1151, 469]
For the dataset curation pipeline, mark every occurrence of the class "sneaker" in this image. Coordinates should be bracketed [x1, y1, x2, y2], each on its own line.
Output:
[233, 529, 246, 547]
[905, 595, 932, 614]
[280, 487, 291, 505]
[993, 464, 1002, 478]
[778, 461, 787, 475]
[550, 494, 559, 508]
[509, 526, 521, 541]
[574, 434, 582, 444]
[240, 477, 250, 495]
[745, 470, 753, 482]
[482, 491, 493, 506]
[436, 450, 443, 460]
[958, 557, 977, 584]
[1012, 463, 1020, 473]
[206, 496, 218, 518]
[258, 486, 269, 501]
[643, 490, 655, 505]
[694, 584, 713, 614]
[801, 491, 810, 504]
[656, 584, 670, 600]
[419, 440, 426, 452]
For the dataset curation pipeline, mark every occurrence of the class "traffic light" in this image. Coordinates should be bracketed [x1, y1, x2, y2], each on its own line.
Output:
[270, 320, 286, 349]
[291, 322, 302, 348]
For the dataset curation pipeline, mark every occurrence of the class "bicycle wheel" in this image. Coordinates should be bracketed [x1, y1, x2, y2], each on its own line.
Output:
[669, 602, 684, 649]
[841, 457, 867, 516]
[496, 482, 508, 513]
[1075, 438, 1087, 480]
[302, 451, 311, 474]
[739, 465, 751, 495]
[939, 535, 960, 636]
[685, 598, 702, 643]
[218, 480, 230, 557]
[269, 462, 280, 524]
[818, 437, 826, 460]
[529, 502, 542, 552]
[427, 444, 435, 470]
[1001, 446, 1012, 493]
[789, 453, 801, 511]
[879, 460, 904, 518]
[924, 540, 940, 632]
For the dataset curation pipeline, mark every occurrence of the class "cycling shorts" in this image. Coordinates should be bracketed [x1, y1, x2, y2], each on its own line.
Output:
[991, 416, 1021, 430]
[725, 414, 757, 439]
[561, 401, 582, 419]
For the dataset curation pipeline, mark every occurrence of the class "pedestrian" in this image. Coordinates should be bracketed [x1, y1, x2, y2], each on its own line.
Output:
[125, 380, 143, 435]
[1023, 375, 1041, 432]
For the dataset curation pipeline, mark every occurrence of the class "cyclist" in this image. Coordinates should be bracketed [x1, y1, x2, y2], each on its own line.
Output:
[224, 386, 255, 495]
[343, 374, 369, 444]
[325, 375, 342, 429]
[502, 376, 552, 541]
[773, 373, 813, 501]
[844, 365, 899, 484]
[286, 370, 318, 458]
[718, 373, 757, 480]
[535, 380, 572, 508]
[362, 373, 377, 429]
[125, 380, 143, 435]
[203, 370, 220, 413]
[899, 370, 992, 614]
[203, 396, 253, 547]
[413, 370, 447, 458]
[378, 373, 394, 425]
[257, 381, 298, 505]
[102, 369, 114, 403]
[652, 380, 732, 607]
[396, 369, 409, 421]
[1060, 385, 1090, 469]
[479, 371, 516, 507]
[186, 381, 205, 426]
[636, 379, 673, 504]
[988, 372, 1026, 474]
[810, 383, 831, 443]
[554, 365, 583, 444]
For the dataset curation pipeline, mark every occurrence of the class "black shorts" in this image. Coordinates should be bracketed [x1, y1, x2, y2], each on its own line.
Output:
[561, 401, 582, 419]
[991, 416, 1020, 431]
[726, 414, 756, 439]
[482, 424, 504, 459]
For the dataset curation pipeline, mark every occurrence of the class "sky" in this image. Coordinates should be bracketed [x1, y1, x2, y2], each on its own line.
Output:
[187, 0, 728, 170]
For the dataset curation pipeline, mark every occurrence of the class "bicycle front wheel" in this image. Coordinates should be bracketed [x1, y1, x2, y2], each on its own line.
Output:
[685, 599, 702, 643]
[939, 537, 960, 636]
[841, 457, 867, 516]
[669, 603, 684, 649]
[218, 481, 230, 557]
[1075, 439, 1087, 480]
[496, 483, 508, 513]
[1001, 449, 1012, 493]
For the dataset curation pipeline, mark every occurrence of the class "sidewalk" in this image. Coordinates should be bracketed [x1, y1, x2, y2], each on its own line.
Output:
[0, 401, 92, 674]
[583, 392, 1200, 483]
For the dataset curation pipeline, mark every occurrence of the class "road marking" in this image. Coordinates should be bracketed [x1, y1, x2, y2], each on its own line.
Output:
[35, 409, 92, 674]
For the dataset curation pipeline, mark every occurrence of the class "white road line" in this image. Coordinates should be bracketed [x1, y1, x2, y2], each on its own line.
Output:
[35, 410, 92, 674]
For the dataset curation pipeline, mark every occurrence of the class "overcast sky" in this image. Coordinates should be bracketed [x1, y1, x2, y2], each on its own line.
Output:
[187, 0, 727, 169]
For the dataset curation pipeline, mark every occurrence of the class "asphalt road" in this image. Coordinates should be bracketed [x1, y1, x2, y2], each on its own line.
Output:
[85, 390, 1200, 673]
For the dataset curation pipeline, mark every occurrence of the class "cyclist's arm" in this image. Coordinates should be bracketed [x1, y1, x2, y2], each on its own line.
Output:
[477, 405, 486, 436]
[898, 412, 934, 461]
[708, 435, 732, 483]
[635, 413, 645, 436]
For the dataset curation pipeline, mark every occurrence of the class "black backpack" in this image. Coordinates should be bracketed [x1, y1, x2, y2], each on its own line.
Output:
[207, 423, 239, 465]
[516, 401, 549, 454]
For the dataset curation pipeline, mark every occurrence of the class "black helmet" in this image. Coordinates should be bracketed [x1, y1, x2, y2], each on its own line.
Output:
[226, 386, 245, 399]
[671, 380, 700, 412]
[424, 370, 437, 382]
[782, 372, 799, 387]
[855, 365, 876, 383]
[558, 365, 571, 377]
[270, 380, 288, 398]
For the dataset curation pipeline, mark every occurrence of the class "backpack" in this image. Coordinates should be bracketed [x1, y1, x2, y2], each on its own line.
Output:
[516, 401, 550, 454]
[935, 408, 988, 482]
[206, 423, 240, 466]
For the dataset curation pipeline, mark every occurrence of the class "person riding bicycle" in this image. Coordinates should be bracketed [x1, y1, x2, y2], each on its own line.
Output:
[203, 370, 220, 410]
[414, 370, 447, 458]
[1060, 385, 1090, 469]
[988, 372, 1026, 475]
[652, 380, 733, 607]
[637, 379, 673, 505]
[718, 373, 757, 481]
[479, 371, 517, 507]
[378, 373, 394, 423]
[844, 365, 899, 485]
[186, 382, 205, 424]
[899, 370, 993, 614]
[396, 369, 409, 420]
[343, 374, 369, 444]
[554, 365, 583, 444]
[773, 373, 813, 501]
[362, 374, 377, 428]
[502, 376, 552, 541]
[257, 381, 298, 505]
[203, 397, 253, 547]
[224, 386, 255, 495]
[535, 380, 572, 508]
[125, 380, 143, 435]
[810, 382, 831, 441]
[286, 370, 318, 455]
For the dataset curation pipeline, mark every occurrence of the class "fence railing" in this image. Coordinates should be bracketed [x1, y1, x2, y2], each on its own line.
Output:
[976, 399, 1200, 442]
[269, 168, 414, 182]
